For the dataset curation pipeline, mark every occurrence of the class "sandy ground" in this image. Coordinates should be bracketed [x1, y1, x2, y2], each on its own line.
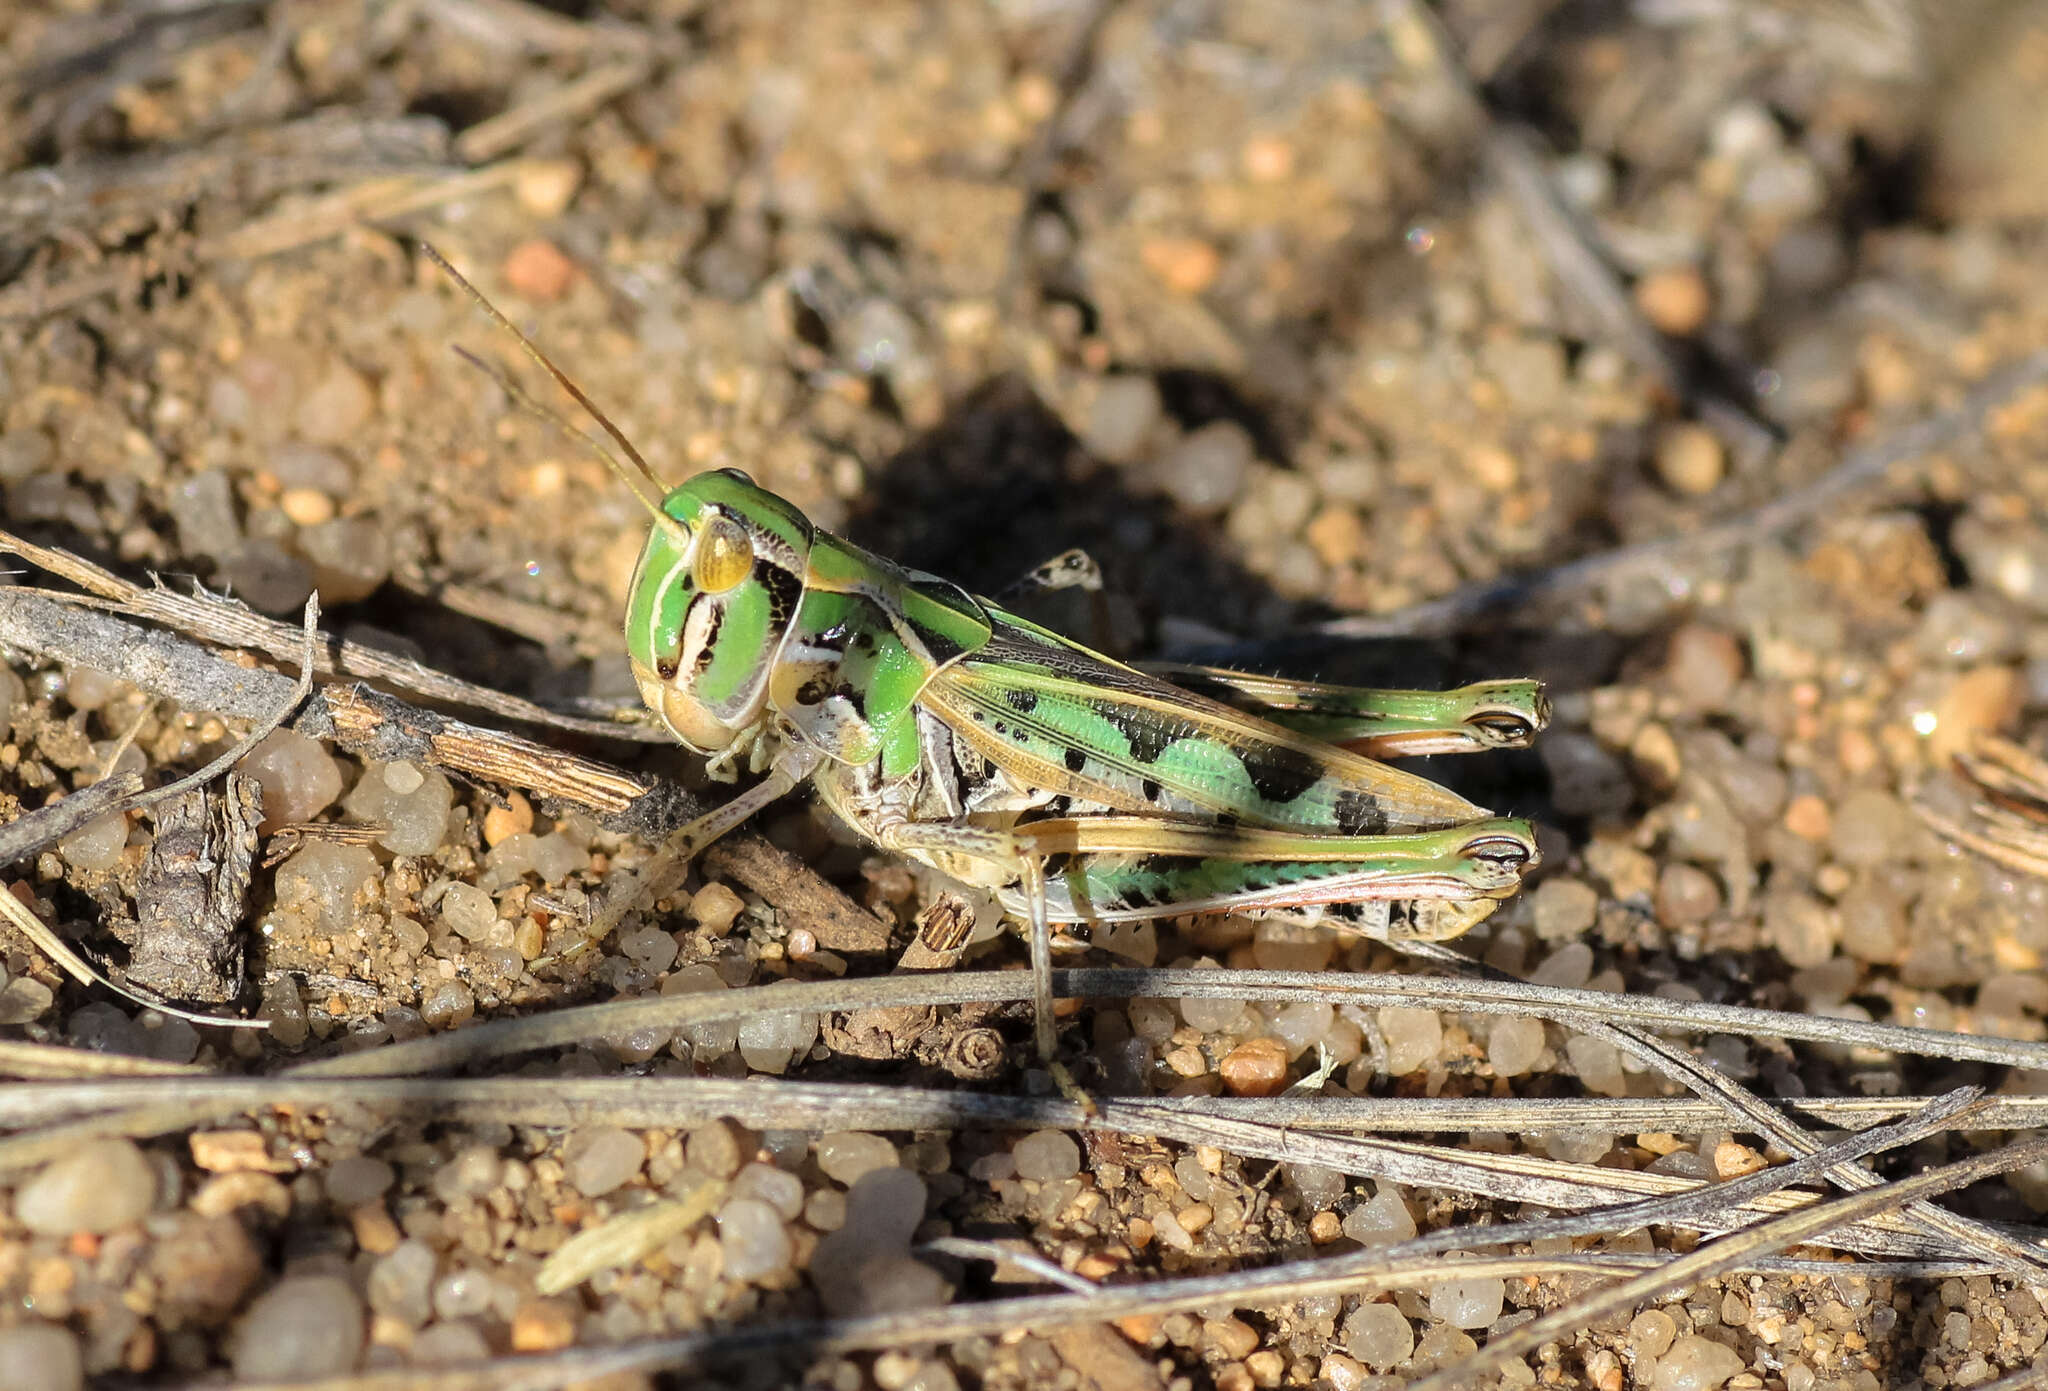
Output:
[7, 1, 2048, 1388]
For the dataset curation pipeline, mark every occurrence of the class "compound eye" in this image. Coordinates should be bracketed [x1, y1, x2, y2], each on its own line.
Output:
[692, 515, 753, 593]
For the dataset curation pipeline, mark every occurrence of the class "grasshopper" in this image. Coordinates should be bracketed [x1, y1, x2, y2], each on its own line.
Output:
[429, 248, 1545, 1062]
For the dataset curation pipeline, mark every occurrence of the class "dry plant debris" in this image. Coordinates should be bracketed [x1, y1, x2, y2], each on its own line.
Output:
[6, 2, 2048, 1390]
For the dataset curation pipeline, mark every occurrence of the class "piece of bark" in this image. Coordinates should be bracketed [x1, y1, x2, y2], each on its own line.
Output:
[120, 773, 262, 1005]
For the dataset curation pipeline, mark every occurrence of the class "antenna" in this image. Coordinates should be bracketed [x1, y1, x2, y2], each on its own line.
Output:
[421, 243, 679, 529]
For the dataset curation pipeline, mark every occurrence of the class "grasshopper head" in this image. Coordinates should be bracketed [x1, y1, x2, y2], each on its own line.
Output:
[625, 468, 814, 752]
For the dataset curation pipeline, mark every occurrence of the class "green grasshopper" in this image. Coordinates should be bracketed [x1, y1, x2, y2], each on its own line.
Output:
[430, 248, 1545, 1061]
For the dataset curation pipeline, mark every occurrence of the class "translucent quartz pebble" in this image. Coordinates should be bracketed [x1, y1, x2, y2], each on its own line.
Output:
[57, 812, 127, 871]
[243, 729, 343, 826]
[229, 1275, 365, 1377]
[0, 1324, 84, 1391]
[1083, 376, 1162, 463]
[1486, 1017, 1545, 1077]
[1377, 1007, 1441, 1075]
[1342, 1302, 1414, 1370]
[1428, 1273, 1505, 1329]
[1340, 1186, 1415, 1246]
[14, 1137, 156, 1234]
[1179, 993, 1244, 1033]
[367, 1241, 436, 1326]
[1651, 1334, 1747, 1391]
[1156, 420, 1252, 514]
[815, 1132, 899, 1186]
[438, 882, 497, 941]
[1267, 1001, 1334, 1057]
[1011, 1130, 1081, 1182]
[718, 1197, 795, 1282]
[343, 761, 453, 855]
[274, 841, 378, 934]
[738, 1009, 818, 1074]
[730, 1162, 804, 1219]
[563, 1127, 643, 1197]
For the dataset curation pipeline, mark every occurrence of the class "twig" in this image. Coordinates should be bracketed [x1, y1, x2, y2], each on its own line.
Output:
[0, 771, 143, 869]
[453, 59, 651, 164]
[0, 597, 317, 1028]
[0, 528, 664, 742]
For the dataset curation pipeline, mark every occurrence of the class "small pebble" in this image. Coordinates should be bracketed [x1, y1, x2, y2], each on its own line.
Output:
[1342, 1302, 1414, 1370]
[1340, 1186, 1416, 1246]
[1655, 863, 1722, 927]
[737, 1009, 818, 1073]
[1628, 1308, 1678, 1359]
[14, 1137, 157, 1234]
[1140, 235, 1222, 295]
[244, 729, 344, 827]
[1084, 376, 1162, 463]
[274, 840, 379, 934]
[229, 1275, 366, 1377]
[1529, 878, 1599, 941]
[1926, 664, 2022, 764]
[1156, 421, 1254, 515]
[368, 1240, 436, 1326]
[515, 159, 583, 218]
[816, 1131, 900, 1185]
[731, 1161, 805, 1218]
[57, 812, 127, 872]
[1763, 890, 1839, 969]
[413, 1321, 490, 1366]
[1377, 1007, 1441, 1075]
[1653, 423, 1725, 496]
[1219, 1036, 1290, 1096]
[298, 517, 393, 604]
[1428, 1274, 1505, 1329]
[1565, 1035, 1627, 1095]
[267, 441, 354, 495]
[689, 882, 747, 934]
[0, 1324, 84, 1391]
[280, 487, 335, 527]
[1635, 266, 1711, 336]
[563, 1126, 643, 1196]
[482, 791, 534, 846]
[1486, 1016, 1545, 1077]
[343, 761, 453, 855]
[503, 239, 578, 301]
[419, 981, 475, 1028]
[719, 1196, 795, 1282]
[295, 365, 375, 445]
[1661, 624, 1744, 707]
[220, 539, 315, 614]
[167, 470, 241, 559]
[1012, 1130, 1081, 1181]
[437, 881, 496, 941]
[1651, 1334, 1746, 1391]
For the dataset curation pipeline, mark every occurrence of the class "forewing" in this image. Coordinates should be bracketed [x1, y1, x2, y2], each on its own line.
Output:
[921, 616, 1488, 834]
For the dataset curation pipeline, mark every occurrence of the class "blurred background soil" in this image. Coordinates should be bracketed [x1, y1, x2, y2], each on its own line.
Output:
[6, 1, 2048, 1388]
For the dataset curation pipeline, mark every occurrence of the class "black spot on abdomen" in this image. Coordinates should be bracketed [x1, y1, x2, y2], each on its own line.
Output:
[1004, 687, 1039, 715]
[1244, 745, 1325, 806]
